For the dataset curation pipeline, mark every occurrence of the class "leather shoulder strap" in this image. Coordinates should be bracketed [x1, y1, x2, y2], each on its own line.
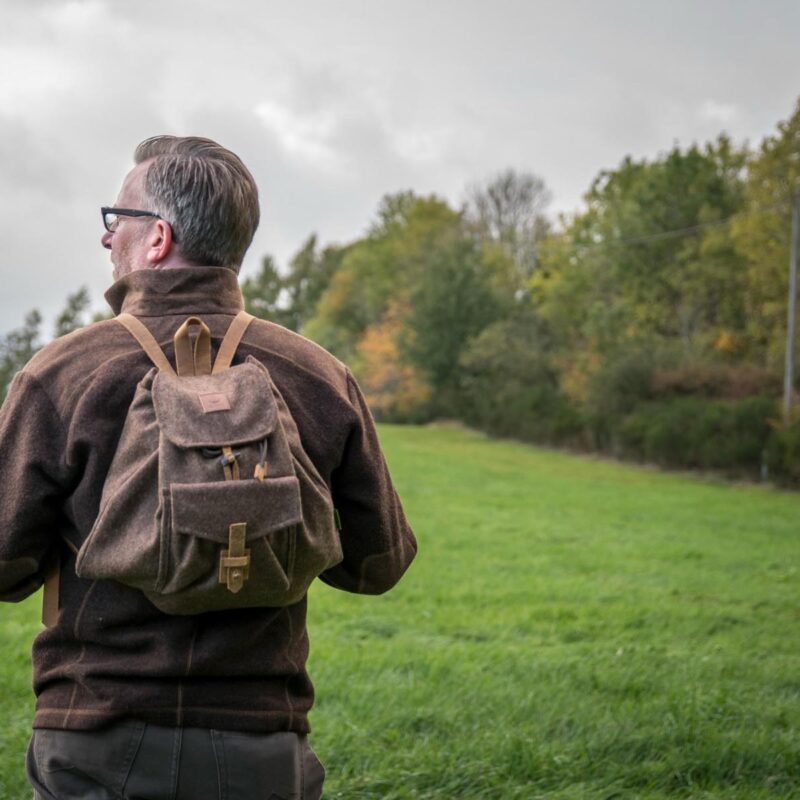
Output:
[212, 311, 255, 374]
[116, 314, 177, 375]
[41, 538, 77, 628]
[41, 556, 60, 628]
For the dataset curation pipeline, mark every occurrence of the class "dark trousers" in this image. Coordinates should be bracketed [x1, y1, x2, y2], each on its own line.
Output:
[26, 721, 325, 800]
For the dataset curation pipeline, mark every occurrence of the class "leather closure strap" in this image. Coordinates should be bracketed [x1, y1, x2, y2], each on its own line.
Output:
[221, 445, 240, 481]
[219, 522, 250, 593]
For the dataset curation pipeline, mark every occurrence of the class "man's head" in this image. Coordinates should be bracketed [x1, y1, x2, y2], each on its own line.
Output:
[102, 136, 260, 280]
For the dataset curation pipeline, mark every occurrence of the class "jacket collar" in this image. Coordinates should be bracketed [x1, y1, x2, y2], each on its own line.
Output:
[104, 267, 245, 317]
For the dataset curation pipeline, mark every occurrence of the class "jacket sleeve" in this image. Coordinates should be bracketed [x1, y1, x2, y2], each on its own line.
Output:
[0, 372, 71, 602]
[321, 371, 417, 594]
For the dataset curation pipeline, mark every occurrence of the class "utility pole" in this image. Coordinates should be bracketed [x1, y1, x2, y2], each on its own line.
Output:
[784, 189, 800, 426]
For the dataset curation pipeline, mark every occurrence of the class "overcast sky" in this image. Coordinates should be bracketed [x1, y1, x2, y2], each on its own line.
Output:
[2, 0, 799, 333]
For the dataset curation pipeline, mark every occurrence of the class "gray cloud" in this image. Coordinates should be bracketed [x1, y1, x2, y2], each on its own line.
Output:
[1, 0, 800, 333]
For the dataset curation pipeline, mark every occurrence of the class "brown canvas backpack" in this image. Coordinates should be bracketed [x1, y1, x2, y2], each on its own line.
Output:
[74, 311, 343, 614]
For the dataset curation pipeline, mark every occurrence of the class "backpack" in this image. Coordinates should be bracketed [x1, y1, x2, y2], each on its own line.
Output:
[74, 311, 343, 614]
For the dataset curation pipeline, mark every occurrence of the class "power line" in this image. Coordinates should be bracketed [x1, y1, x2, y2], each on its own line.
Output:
[546, 201, 788, 255]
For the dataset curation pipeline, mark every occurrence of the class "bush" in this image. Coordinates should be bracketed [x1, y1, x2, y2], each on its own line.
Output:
[584, 349, 656, 449]
[650, 361, 781, 400]
[587, 349, 655, 416]
[764, 418, 800, 484]
[618, 396, 775, 472]
[457, 316, 583, 444]
[354, 302, 433, 424]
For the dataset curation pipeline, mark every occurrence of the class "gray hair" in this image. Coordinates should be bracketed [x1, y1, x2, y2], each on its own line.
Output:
[134, 135, 260, 271]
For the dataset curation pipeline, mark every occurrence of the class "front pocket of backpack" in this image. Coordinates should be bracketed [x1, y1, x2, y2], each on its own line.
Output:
[163, 478, 303, 597]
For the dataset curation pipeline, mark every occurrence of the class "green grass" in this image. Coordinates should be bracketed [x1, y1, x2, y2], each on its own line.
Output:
[3, 424, 799, 798]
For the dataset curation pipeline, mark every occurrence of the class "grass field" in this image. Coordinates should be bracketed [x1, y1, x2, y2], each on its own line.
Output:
[2, 424, 798, 799]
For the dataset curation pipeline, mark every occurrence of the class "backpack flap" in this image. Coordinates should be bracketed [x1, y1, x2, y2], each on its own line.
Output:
[169, 478, 303, 543]
[152, 361, 276, 448]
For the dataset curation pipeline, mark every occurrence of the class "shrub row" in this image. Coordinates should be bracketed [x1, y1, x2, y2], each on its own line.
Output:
[615, 396, 775, 471]
[450, 337, 797, 484]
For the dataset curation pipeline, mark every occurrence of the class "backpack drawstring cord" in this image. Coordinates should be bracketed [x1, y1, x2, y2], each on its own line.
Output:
[254, 439, 268, 482]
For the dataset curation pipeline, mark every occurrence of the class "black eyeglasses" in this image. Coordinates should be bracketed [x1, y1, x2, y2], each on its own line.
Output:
[101, 206, 162, 233]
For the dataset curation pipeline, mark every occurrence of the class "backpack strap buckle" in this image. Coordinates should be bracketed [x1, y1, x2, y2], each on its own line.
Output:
[219, 522, 250, 593]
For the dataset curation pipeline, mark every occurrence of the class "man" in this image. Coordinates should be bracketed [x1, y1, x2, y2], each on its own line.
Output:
[0, 135, 417, 799]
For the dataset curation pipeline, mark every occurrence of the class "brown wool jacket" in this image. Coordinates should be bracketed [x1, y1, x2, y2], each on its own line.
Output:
[0, 267, 416, 733]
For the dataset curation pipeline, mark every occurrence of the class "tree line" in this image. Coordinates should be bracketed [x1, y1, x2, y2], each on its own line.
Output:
[3, 98, 800, 482]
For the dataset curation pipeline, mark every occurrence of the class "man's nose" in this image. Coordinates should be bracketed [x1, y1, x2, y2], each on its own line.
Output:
[101, 231, 112, 250]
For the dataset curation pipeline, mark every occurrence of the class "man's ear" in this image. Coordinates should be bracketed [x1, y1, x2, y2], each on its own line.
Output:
[145, 219, 174, 265]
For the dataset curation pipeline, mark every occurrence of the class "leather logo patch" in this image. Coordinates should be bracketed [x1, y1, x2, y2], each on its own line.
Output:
[198, 392, 231, 413]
